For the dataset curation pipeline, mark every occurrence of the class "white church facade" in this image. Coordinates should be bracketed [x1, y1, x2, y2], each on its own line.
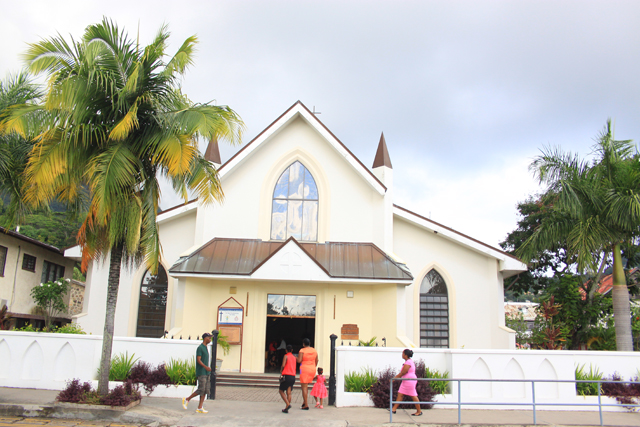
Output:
[70, 101, 526, 373]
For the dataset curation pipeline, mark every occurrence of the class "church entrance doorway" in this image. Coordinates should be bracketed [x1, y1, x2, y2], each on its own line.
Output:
[265, 294, 316, 373]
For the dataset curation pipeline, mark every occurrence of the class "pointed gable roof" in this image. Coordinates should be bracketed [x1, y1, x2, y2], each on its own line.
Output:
[217, 101, 387, 195]
[372, 132, 392, 169]
[204, 137, 221, 164]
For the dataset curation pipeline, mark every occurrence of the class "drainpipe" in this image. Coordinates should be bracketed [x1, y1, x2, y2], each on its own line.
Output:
[10, 245, 21, 311]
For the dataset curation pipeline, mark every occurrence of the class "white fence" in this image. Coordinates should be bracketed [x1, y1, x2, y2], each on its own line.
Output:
[2, 332, 640, 412]
[0, 331, 206, 390]
[336, 346, 640, 410]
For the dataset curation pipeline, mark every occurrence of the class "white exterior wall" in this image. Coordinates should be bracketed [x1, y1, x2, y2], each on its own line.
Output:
[393, 216, 512, 349]
[77, 211, 197, 336]
[195, 117, 385, 248]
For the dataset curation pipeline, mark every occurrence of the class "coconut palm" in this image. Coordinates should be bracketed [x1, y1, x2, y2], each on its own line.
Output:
[1, 19, 244, 394]
[518, 120, 640, 351]
[0, 72, 43, 227]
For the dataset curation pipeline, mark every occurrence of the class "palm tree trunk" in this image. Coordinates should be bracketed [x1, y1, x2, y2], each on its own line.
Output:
[612, 243, 633, 351]
[97, 243, 124, 396]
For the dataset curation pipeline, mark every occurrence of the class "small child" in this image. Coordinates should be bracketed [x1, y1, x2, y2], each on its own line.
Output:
[310, 367, 328, 408]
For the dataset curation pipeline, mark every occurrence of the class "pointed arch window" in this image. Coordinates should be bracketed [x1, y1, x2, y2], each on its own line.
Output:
[136, 266, 168, 338]
[270, 161, 318, 241]
[419, 269, 449, 348]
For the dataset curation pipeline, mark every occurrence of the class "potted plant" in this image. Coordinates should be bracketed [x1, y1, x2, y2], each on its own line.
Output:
[216, 333, 230, 373]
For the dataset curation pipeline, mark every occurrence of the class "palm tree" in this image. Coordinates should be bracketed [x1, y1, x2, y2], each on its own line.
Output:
[518, 120, 640, 351]
[1, 19, 244, 394]
[0, 72, 43, 228]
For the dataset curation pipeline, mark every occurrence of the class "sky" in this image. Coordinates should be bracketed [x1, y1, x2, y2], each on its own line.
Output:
[2, 1, 640, 249]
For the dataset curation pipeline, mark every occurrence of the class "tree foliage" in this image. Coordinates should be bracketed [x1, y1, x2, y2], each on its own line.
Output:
[516, 120, 640, 351]
[30, 278, 70, 332]
[500, 195, 573, 296]
[0, 73, 43, 227]
[1, 18, 244, 395]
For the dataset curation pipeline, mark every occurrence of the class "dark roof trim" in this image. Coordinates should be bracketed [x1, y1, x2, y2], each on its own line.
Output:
[159, 198, 198, 216]
[0, 226, 64, 255]
[218, 101, 387, 191]
[393, 204, 522, 262]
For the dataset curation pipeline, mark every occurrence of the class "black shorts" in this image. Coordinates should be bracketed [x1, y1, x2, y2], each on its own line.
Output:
[279, 375, 295, 391]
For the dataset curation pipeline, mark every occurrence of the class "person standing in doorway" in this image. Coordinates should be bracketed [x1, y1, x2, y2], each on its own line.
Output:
[279, 344, 296, 413]
[182, 332, 212, 414]
[297, 337, 318, 410]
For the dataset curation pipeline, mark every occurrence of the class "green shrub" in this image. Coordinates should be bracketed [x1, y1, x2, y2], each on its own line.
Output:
[101, 352, 139, 381]
[165, 358, 197, 385]
[13, 324, 39, 332]
[344, 367, 377, 393]
[425, 367, 450, 395]
[54, 324, 86, 334]
[358, 336, 377, 347]
[575, 364, 603, 396]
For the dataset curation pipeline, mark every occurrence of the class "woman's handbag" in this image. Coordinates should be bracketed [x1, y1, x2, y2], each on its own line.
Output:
[279, 375, 285, 383]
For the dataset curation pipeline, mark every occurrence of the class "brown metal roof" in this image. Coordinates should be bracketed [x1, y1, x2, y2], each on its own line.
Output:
[169, 237, 412, 281]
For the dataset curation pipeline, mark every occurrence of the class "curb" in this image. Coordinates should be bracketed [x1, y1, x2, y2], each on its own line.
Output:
[0, 403, 161, 424]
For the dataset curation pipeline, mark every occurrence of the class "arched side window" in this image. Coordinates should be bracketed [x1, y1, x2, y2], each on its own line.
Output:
[419, 269, 449, 348]
[270, 161, 318, 241]
[136, 265, 168, 338]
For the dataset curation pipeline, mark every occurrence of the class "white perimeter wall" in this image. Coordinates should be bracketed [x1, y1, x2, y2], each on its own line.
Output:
[0, 331, 208, 390]
[337, 346, 640, 410]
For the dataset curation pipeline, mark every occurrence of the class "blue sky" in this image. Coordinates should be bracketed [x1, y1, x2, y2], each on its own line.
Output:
[2, 1, 639, 248]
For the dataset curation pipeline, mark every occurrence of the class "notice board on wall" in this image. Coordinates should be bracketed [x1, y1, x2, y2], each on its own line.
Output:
[217, 299, 244, 345]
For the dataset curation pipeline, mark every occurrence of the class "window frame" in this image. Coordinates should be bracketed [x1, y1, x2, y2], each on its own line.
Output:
[22, 254, 37, 273]
[270, 161, 319, 242]
[136, 266, 169, 338]
[419, 269, 450, 349]
[41, 260, 66, 283]
[0, 245, 7, 277]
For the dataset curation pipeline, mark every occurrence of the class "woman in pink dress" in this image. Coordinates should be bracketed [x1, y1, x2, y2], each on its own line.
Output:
[391, 349, 422, 416]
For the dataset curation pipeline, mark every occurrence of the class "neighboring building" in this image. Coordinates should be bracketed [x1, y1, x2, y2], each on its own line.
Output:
[0, 226, 78, 329]
[504, 301, 538, 332]
[71, 101, 527, 372]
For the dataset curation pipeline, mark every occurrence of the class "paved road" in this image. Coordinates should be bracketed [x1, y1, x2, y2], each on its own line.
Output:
[3, 387, 640, 426]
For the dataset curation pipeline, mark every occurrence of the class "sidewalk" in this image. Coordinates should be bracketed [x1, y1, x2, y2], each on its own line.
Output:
[1, 387, 639, 426]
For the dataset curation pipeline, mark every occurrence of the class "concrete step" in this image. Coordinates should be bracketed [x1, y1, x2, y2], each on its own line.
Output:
[216, 373, 301, 389]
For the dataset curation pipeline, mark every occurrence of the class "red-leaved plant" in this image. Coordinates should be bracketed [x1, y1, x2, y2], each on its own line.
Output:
[129, 361, 171, 394]
[367, 360, 436, 409]
[602, 373, 640, 411]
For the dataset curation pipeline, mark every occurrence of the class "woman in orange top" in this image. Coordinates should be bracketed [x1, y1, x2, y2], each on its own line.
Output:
[296, 337, 318, 410]
[279, 345, 296, 413]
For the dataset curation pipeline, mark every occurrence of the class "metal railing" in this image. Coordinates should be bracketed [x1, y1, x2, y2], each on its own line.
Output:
[388, 377, 640, 425]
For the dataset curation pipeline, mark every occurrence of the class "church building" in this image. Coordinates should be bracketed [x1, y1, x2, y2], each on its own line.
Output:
[71, 101, 526, 373]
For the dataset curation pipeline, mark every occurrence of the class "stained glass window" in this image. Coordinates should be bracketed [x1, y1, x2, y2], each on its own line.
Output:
[419, 269, 449, 348]
[270, 161, 318, 241]
[136, 266, 168, 338]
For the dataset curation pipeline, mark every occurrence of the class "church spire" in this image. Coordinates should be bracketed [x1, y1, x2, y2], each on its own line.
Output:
[204, 137, 222, 165]
[372, 132, 392, 169]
